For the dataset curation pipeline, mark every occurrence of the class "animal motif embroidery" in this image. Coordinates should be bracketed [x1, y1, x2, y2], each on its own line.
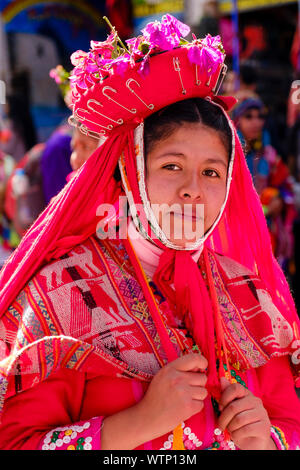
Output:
[39, 246, 101, 290]
[241, 289, 294, 349]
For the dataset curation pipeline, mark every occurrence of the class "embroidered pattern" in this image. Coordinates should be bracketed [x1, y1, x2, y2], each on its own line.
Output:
[160, 422, 203, 450]
[270, 425, 289, 450]
[206, 428, 236, 450]
[204, 251, 274, 369]
[40, 417, 101, 450]
[98, 238, 191, 365]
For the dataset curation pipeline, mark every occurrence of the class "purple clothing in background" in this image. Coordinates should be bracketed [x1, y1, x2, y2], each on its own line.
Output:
[41, 130, 72, 205]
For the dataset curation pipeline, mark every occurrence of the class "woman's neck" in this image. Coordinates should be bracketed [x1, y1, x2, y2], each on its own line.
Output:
[127, 219, 203, 278]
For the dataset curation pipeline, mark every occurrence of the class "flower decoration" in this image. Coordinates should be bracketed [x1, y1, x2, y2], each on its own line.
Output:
[141, 13, 190, 51]
[69, 15, 225, 94]
[187, 34, 225, 76]
[49, 65, 71, 98]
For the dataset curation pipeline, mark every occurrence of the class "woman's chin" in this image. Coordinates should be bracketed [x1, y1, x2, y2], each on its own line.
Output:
[167, 235, 201, 249]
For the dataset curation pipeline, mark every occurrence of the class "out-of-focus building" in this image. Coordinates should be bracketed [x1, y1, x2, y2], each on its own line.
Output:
[0, 1, 108, 140]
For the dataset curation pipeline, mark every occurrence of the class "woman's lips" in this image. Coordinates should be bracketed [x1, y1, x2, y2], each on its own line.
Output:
[171, 211, 203, 221]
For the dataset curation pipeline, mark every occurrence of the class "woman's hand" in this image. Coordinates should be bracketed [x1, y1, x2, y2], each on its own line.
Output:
[218, 378, 276, 450]
[101, 352, 208, 449]
[136, 353, 208, 440]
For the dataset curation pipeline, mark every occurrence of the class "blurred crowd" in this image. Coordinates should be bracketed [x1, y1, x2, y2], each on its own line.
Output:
[1, 53, 300, 313]
[223, 63, 300, 310]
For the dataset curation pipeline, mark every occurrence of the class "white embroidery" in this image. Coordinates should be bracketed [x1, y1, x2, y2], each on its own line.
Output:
[39, 246, 101, 290]
[160, 422, 203, 450]
[242, 289, 294, 349]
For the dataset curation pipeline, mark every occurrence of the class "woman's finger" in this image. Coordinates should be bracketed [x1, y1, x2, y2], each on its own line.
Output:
[219, 382, 249, 411]
[226, 408, 265, 434]
[182, 371, 207, 387]
[218, 394, 256, 431]
[190, 386, 208, 402]
[172, 353, 208, 372]
[230, 420, 267, 443]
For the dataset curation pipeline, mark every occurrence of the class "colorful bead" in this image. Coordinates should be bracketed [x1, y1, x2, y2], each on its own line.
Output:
[163, 440, 172, 449]
[209, 427, 236, 450]
[161, 423, 202, 451]
[51, 433, 59, 442]
[223, 364, 246, 388]
[41, 420, 95, 451]
[270, 425, 289, 450]
[56, 439, 63, 448]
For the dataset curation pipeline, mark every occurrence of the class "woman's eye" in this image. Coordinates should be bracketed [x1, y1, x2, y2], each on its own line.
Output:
[162, 164, 181, 171]
[203, 169, 219, 177]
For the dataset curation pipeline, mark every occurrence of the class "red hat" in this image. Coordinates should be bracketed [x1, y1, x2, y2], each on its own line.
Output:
[69, 15, 231, 139]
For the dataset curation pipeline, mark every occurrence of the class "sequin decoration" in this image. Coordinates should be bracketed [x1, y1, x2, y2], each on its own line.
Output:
[41, 421, 93, 450]
[207, 428, 236, 450]
[161, 422, 203, 450]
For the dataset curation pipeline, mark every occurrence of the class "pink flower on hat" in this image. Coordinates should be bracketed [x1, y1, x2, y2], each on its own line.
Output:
[202, 34, 223, 49]
[68, 15, 225, 90]
[187, 34, 224, 76]
[70, 50, 89, 67]
[110, 54, 133, 76]
[90, 32, 116, 58]
[142, 14, 190, 51]
[70, 51, 99, 90]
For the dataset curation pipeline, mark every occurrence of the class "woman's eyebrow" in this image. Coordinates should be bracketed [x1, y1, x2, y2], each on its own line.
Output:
[156, 152, 186, 159]
[156, 154, 227, 169]
[203, 158, 228, 169]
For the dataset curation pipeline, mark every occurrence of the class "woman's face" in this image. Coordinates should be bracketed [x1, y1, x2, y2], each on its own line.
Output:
[237, 107, 265, 142]
[146, 123, 229, 248]
[70, 128, 99, 171]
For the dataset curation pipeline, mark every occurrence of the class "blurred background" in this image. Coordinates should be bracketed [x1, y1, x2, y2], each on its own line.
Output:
[0, 0, 300, 313]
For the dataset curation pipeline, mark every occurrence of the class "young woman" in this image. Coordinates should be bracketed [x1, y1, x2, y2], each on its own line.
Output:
[0, 15, 299, 451]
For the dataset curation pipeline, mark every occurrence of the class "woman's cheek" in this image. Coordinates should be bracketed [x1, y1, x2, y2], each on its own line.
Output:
[203, 184, 226, 225]
[147, 173, 172, 205]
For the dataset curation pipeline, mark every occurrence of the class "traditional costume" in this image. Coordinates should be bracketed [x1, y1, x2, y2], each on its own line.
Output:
[0, 15, 299, 451]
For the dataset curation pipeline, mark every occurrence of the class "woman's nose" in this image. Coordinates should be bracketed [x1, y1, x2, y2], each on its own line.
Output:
[179, 174, 203, 200]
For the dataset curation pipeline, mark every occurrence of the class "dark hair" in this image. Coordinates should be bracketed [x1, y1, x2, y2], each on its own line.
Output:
[144, 98, 232, 158]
